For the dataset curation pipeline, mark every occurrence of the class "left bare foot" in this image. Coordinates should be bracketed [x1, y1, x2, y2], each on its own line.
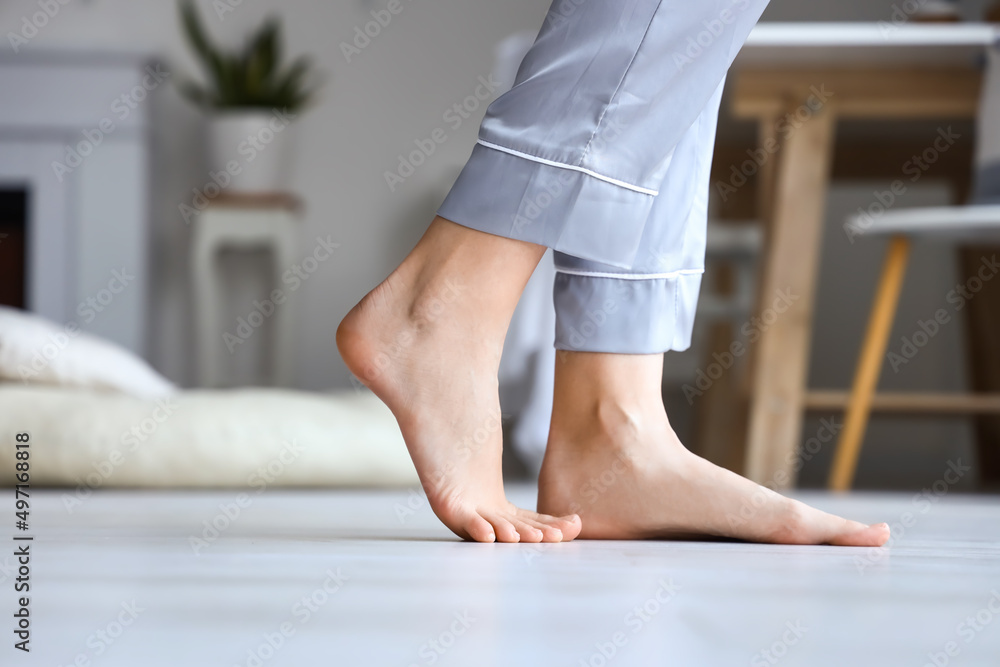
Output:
[337, 217, 581, 544]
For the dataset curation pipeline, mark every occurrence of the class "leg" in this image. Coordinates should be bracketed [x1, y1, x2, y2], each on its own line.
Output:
[271, 215, 298, 387]
[340, 0, 769, 543]
[535, 80, 887, 546]
[338, 217, 581, 543]
[744, 106, 837, 486]
[829, 236, 910, 491]
[192, 225, 223, 388]
[538, 352, 890, 544]
[439, 0, 772, 269]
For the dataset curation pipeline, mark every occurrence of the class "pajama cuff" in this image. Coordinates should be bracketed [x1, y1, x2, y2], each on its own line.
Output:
[437, 142, 657, 269]
[552, 270, 703, 354]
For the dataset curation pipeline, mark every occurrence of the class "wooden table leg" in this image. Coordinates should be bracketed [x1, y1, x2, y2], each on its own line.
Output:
[756, 114, 781, 227]
[697, 115, 784, 475]
[742, 115, 785, 411]
[744, 107, 836, 488]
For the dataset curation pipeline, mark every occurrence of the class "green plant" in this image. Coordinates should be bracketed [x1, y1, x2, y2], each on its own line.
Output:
[177, 0, 318, 112]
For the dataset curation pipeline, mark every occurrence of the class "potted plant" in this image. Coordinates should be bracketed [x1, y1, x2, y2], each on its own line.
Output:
[177, 0, 319, 192]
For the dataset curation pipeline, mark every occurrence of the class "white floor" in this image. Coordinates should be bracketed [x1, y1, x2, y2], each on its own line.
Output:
[7, 487, 1000, 666]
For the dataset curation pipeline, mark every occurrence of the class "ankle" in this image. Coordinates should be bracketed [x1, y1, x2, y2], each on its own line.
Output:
[401, 270, 467, 330]
[554, 392, 642, 430]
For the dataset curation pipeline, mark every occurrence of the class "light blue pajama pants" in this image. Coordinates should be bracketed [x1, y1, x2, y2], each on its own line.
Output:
[438, 0, 770, 353]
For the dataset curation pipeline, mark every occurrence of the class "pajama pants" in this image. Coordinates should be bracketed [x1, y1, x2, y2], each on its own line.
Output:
[438, 0, 770, 353]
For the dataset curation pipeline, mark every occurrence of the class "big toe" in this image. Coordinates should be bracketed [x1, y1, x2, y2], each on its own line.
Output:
[461, 512, 497, 543]
[780, 501, 891, 547]
[535, 512, 583, 542]
[828, 521, 891, 547]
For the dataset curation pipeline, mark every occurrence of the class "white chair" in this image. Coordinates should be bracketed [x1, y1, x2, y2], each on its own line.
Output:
[828, 205, 1000, 490]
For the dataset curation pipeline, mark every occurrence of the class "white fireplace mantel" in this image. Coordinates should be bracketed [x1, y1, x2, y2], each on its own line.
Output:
[0, 49, 155, 355]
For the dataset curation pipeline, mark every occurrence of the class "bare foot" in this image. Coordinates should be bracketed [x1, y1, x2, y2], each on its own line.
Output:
[337, 218, 581, 544]
[538, 352, 890, 546]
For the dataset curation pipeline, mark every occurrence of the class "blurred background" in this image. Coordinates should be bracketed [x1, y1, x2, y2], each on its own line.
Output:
[2, 0, 1000, 494]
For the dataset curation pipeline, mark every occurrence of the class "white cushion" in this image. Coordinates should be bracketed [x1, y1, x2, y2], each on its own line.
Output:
[0, 385, 418, 489]
[0, 306, 176, 398]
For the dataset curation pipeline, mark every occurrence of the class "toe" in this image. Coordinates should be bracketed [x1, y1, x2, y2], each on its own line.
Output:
[462, 513, 496, 543]
[509, 518, 545, 543]
[481, 512, 520, 543]
[518, 510, 583, 542]
[829, 522, 891, 547]
[520, 517, 564, 543]
[783, 501, 892, 547]
[545, 514, 583, 542]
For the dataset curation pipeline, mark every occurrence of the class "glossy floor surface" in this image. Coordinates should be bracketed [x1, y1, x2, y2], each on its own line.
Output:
[6, 488, 1000, 666]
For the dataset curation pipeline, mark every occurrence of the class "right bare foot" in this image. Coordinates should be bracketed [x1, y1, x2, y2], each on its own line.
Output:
[538, 352, 890, 546]
[337, 217, 581, 544]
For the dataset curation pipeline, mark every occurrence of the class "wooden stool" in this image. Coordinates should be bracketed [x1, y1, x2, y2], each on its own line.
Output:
[829, 205, 1000, 490]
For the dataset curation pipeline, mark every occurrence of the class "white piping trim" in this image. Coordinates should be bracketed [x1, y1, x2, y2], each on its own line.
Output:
[555, 267, 704, 281]
[476, 139, 659, 196]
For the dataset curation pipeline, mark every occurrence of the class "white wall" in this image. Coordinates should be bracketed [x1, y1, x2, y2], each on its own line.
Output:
[1, 0, 549, 389]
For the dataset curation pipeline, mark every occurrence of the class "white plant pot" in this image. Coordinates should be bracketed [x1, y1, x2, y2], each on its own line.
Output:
[207, 111, 294, 193]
